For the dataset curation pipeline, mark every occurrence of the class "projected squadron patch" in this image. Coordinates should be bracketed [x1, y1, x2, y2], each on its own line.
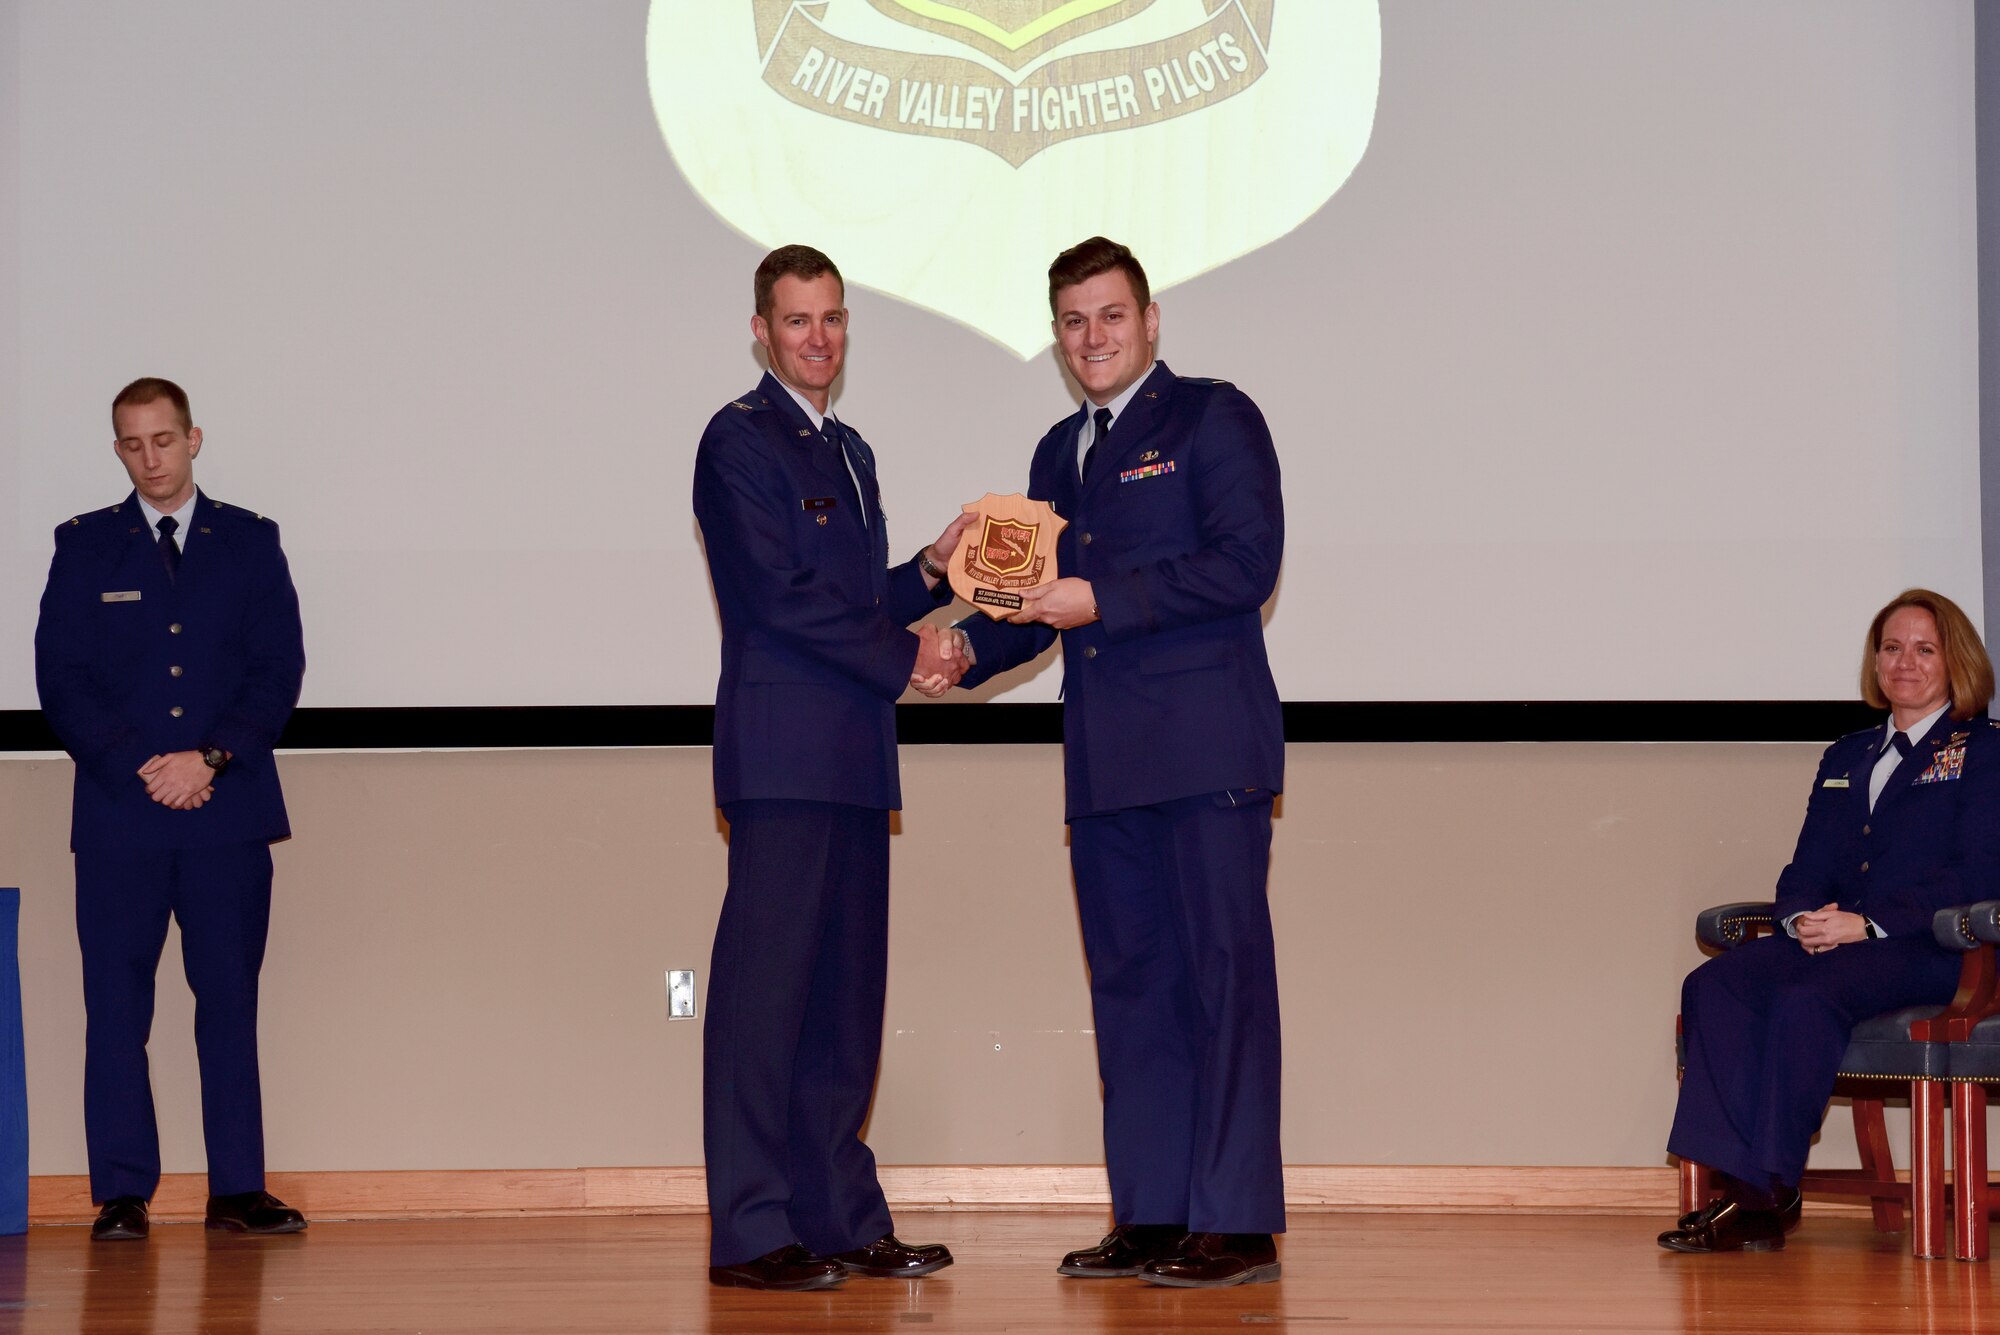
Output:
[646, 2, 1380, 358]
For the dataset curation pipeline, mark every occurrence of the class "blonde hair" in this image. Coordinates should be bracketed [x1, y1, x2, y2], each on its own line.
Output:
[1860, 588, 1993, 720]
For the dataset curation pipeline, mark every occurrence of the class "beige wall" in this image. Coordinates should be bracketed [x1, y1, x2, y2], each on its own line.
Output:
[0, 742, 1964, 1179]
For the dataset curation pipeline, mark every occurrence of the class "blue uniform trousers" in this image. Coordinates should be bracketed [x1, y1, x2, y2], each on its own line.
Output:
[1668, 933, 1959, 1191]
[74, 841, 273, 1202]
[1070, 792, 1285, 1234]
[703, 800, 895, 1266]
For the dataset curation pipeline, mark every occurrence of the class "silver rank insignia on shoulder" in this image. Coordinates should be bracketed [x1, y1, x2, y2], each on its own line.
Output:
[730, 400, 753, 412]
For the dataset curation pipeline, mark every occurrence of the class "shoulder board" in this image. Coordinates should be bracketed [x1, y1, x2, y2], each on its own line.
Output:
[729, 400, 754, 412]
[1177, 375, 1234, 387]
[66, 503, 120, 528]
[1836, 725, 1881, 745]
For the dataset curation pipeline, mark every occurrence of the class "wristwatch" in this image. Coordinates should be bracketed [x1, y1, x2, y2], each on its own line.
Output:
[917, 545, 948, 581]
[201, 746, 231, 777]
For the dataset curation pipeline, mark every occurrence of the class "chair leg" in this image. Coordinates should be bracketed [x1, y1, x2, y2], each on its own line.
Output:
[1954, 1082, 1988, 1262]
[1677, 1157, 1710, 1216]
[1853, 1096, 1905, 1233]
[1913, 1081, 1947, 1259]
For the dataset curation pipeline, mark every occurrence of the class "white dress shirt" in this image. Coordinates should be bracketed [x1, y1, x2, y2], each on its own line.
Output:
[136, 489, 200, 551]
[1075, 361, 1160, 481]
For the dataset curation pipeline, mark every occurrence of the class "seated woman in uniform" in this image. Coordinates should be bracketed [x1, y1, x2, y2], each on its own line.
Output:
[1660, 587, 2000, 1253]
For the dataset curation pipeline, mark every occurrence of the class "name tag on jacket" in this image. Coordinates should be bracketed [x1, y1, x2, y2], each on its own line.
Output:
[1821, 777, 1849, 788]
[99, 591, 141, 603]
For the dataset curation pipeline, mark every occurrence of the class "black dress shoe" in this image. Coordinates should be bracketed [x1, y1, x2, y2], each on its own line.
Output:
[829, 1233, 953, 1278]
[1058, 1223, 1190, 1278]
[1657, 1198, 1785, 1253]
[1677, 1188, 1801, 1234]
[709, 1244, 847, 1291]
[1141, 1232, 1281, 1287]
[204, 1191, 307, 1235]
[91, 1197, 149, 1242]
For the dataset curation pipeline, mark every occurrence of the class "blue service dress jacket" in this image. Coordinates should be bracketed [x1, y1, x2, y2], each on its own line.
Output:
[1668, 709, 2000, 1191]
[693, 372, 945, 810]
[1771, 714, 2000, 939]
[957, 362, 1284, 816]
[34, 492, 305, 852]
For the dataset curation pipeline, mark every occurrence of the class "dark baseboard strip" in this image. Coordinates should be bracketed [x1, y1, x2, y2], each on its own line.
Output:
[0, 701, 1881, 752]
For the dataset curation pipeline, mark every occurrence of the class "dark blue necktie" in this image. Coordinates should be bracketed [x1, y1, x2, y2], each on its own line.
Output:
[1083, 406, 1111, 481]
[824, 421, 865, 528]
[1884, 731, 1912, 759]
[156, 515, 181, 582]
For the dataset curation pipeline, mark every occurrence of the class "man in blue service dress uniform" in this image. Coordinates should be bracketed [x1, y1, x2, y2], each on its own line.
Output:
[34, 377, 307, 1242]
[951, 238, 1288, 1287]
[692, 246, 973, 1292]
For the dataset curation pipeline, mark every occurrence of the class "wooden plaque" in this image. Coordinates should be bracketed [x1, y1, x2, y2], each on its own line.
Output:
[948, 493, 1068, 619]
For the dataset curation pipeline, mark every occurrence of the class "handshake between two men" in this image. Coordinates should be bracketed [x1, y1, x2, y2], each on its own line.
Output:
[905, 502, 1102, 699]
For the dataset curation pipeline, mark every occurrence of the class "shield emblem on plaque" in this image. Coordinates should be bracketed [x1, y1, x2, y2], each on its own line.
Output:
[949, 493, 1069, 617]
[979, 517, 1039, 576]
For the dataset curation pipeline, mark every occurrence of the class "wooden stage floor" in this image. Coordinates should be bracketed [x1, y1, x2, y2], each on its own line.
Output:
[0, 1210, 1990, 1333]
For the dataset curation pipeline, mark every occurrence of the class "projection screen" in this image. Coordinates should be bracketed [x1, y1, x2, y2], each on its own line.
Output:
[0, 0, 1982, 720]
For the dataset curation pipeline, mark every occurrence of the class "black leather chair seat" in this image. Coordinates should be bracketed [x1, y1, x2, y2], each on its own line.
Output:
[1677, 1004, 1947, 1078]
[1842, 1006, 1950, 1078]
[1948, 1013, 2000, 1081]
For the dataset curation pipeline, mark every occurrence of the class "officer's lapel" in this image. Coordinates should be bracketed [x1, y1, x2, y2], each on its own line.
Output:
[1874, 711, 1959, 816]
[110, 494, 175, 600]
[1080, 361, 1173, 502]
[171, 493, 222, 590]
[834, 422, 887, 565]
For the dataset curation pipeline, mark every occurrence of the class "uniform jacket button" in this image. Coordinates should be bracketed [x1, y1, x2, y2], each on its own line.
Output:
[1859, 861, 1869, 873]
[169, 706, 184, 718]
[1861, 825, 1870, 836]
[1083, 645, 1097, 659]
[169, 666, 183, 678]
[169, 623, 183, 634]
[1080, 532, 1093, 545]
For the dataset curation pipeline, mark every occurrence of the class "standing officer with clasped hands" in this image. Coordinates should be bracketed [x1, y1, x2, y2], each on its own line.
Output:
[35, 377, 308, 1242]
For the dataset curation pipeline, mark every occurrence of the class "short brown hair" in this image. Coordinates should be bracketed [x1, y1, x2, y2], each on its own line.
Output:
[1860, 588, 1993, 719]
[754, 245, 843, 320]
[112, 377, 192, 433]
[1048, 236, 1150, 315]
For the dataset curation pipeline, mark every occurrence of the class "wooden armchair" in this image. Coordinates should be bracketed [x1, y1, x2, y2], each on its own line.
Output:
[1940, 900, 2000, 1261]
[1674, 899, 2000, 1260]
